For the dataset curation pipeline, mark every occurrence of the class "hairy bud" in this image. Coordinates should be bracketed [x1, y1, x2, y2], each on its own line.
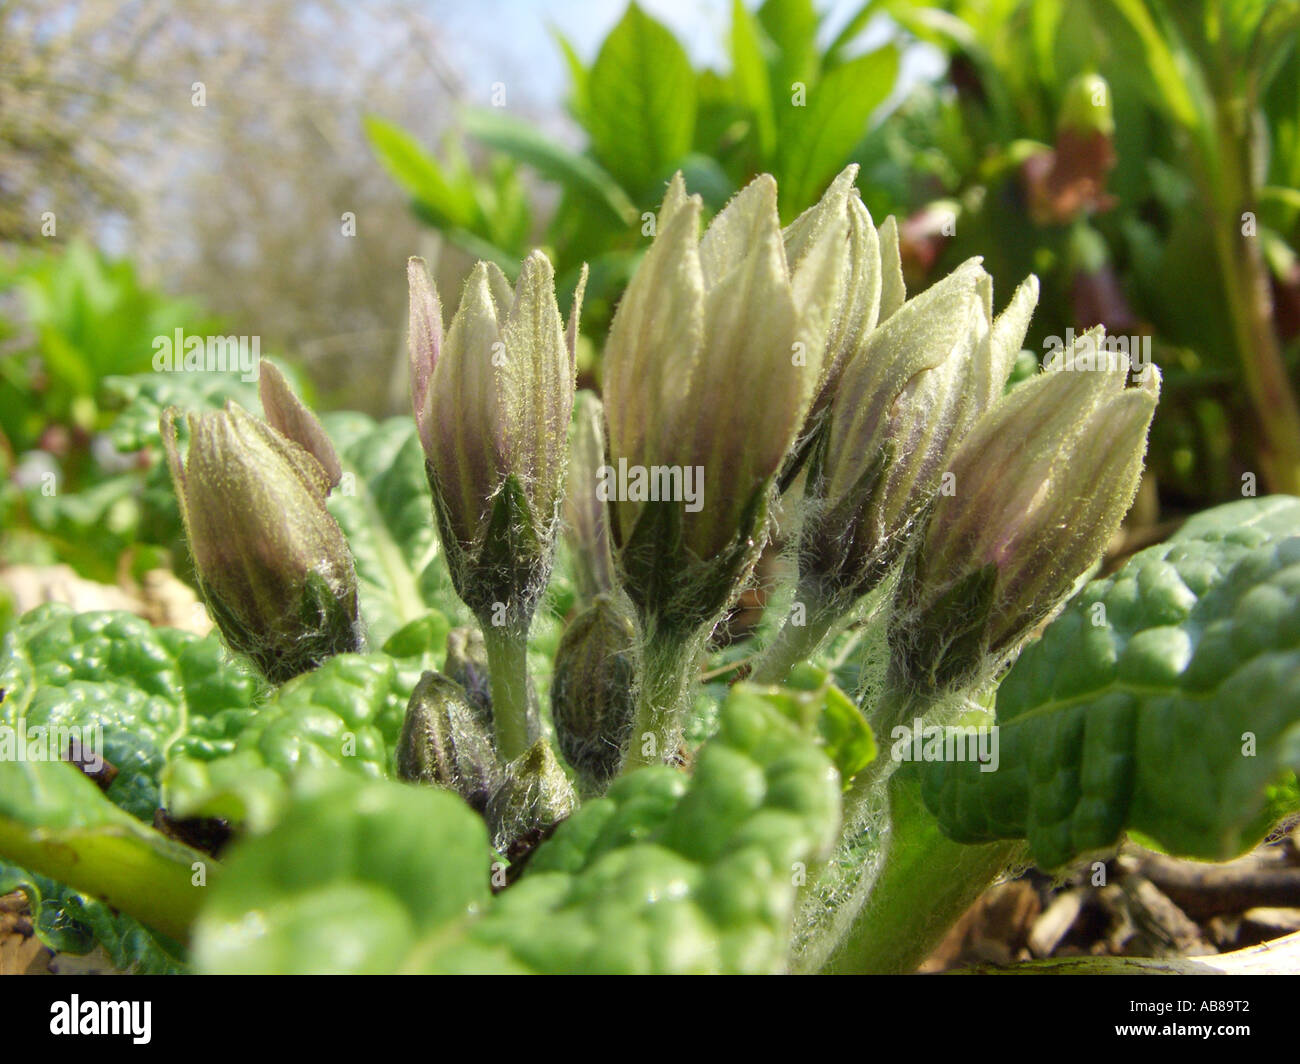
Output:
[161, 363, 360, 683]
[551, 595, 640, 784]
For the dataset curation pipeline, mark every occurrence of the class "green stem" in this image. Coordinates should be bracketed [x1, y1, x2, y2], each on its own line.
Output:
[620, 627, 702, 773]
[481, 620, 532, 761]
[791, 681, 1004, 972]
[1206, 77, 1300, 494]
[748, 599, 839, 685]
[0, 814, 207, 946]
[819, 799, 1020, 974]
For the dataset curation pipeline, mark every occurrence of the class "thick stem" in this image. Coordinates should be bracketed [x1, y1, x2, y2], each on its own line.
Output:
[791, 681, 998, 972]
[481, 620, 532, 761]
[817, 752, 1019, 973]
[620, 627, 702, 773]
[1207, 83, 1300, 494]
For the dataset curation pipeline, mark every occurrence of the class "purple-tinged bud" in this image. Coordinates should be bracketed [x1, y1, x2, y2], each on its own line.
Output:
[891, 336, 1160, 693]
[160, 364, 360, 683]
[408, 253, 585, 630]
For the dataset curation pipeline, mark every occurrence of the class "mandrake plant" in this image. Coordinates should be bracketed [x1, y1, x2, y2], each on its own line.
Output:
[1, 167, 1298, 974]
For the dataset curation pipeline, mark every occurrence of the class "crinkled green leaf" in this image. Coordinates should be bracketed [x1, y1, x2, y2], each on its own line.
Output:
[921, 496, 1300, 866]
[193, 686, 841, 974]
[164, 652, 424, 832]
[0, 860, 185, 973]
[1, 604, 263, 820]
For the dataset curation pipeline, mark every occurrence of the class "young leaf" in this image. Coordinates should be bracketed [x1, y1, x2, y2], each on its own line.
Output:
[920, 496, 1300, 867]
[775, 47, 899, 218]
[585, 3, 697, 195]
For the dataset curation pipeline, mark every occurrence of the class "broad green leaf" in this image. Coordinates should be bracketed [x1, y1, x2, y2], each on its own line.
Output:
[731, 0, 777, 161]
[585, 4, 697, 195]
[552, 26, 590, 122]
[461, 109, 638, 226]
[193, 686, 841, 974]
[921, 496, 1300, 866]
[164, 652, 423, 832]
[775, 47, 899, 219]
[0, 759, 210, 943]
[757, 0, 821, 103]
[823, 0, 886, 70]
[192, 771, 492, 974]
[0, 604, 264, 820]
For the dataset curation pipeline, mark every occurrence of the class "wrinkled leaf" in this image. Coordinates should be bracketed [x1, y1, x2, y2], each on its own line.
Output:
[921, 496, 1300, 866]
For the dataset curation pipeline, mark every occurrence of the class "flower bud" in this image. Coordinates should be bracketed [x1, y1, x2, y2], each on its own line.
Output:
[396, 671, 502, 813]
[485, 738, 576, 852]
[161, 363, 360, 683]
[442, 626, 493, 722]
[602, 170, 847, 632]
[891, 335, 1160, 693]
[562, 390, 616, 603]
[799, 259, 1039, 607]
[783, 166, 882, 428]
[408, 252, 586, 629]
[550, 594, 640, 785]
[1058, 73, 1114, 138]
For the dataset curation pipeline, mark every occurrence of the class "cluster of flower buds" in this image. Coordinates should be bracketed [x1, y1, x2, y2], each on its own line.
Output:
[161, 363, 361, 683]
[161, 157, 1162, 796]
[601, 169, 854, 636]
[398, 669, 573, 850]
[798, 258, 1040, 610]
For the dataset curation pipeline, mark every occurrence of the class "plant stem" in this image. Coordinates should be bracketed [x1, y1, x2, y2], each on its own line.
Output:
[791, 680, 1005, 972]
[481, 620, 532, 761]
[1206, 74, 1300, 493]
[819, 808, 1020, 974]
[620, 627, 702, 773]
[748, 598, 838, 685]
[0, 813, 205, 946]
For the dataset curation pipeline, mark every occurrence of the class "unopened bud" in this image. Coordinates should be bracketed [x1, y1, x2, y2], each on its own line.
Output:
[397, 671, 502, 813]
[892, 336, 1160, 692]
[160, 363, 360, 683]
[485, 738, 576, 852]
[551, 595, 640, 784]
